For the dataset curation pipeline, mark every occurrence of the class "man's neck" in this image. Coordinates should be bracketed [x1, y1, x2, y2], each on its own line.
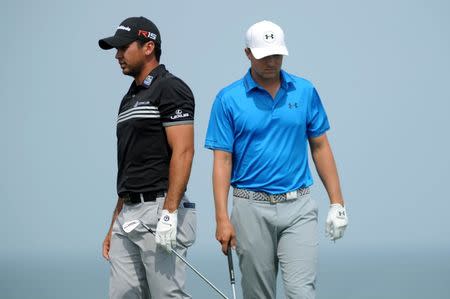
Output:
[135, 61, 159, 86]
[251, 70, 281, 99]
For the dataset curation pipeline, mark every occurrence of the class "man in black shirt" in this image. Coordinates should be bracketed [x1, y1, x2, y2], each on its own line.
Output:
[99, 17, 196, 299]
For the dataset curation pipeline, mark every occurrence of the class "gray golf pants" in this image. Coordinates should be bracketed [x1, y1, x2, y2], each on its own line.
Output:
[109, 196, 197, 299]
[231, 191, 318, 299]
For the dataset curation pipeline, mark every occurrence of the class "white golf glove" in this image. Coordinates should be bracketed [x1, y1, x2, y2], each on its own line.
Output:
[326, 203, 348, 241]
[155, 209, 178, 252]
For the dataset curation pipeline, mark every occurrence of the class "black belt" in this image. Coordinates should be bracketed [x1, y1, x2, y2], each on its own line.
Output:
[121, 191, 166, 204]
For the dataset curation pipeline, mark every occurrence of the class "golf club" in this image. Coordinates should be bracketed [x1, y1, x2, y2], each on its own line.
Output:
[122, 220, 229, 299]
[227, 246, 237, 299]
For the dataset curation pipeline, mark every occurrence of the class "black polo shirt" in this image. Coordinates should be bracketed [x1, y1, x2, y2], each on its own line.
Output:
[116, 64, 194, 196]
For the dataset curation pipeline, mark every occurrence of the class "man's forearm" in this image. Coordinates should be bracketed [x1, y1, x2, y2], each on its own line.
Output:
[164, 149, 194, 212]
[107, 198, 124, 233]
[213, 151, 232, 222]
[310, 136, 344, 205]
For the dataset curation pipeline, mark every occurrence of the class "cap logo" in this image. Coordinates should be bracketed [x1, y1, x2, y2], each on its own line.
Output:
[264, 31, 276, 43]
[117, 25, 131, 32]
[138, 30, 150, 38]
[138, 30, 157, 40]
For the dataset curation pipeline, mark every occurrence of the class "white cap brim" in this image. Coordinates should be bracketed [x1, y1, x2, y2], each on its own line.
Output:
[250, 46, 289, 59]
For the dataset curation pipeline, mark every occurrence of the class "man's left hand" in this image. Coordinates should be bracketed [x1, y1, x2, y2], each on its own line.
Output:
[155, 209, 178, 251]
[325, 203, 348, 241]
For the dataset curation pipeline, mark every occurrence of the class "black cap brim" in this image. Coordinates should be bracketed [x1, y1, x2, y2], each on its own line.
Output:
[98, 35, 136, 50]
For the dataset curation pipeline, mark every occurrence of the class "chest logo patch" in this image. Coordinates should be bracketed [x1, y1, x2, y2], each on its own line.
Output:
[288, 102, 298, 109]
[142, 75, 154, 88]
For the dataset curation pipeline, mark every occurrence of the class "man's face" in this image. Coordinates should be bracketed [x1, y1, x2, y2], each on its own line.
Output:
[115, 41, 146, 77]
[246, 48, 283, 80]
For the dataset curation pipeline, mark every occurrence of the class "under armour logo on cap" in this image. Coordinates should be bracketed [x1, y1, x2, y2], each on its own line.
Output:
[264, 32, 275, 42]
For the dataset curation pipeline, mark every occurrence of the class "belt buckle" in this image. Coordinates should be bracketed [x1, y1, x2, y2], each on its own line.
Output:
[270, 193, 291, 204]
[286, 190, 297, 200]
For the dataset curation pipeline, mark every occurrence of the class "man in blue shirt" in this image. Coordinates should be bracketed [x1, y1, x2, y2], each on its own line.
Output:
[205, 20, 349, 298]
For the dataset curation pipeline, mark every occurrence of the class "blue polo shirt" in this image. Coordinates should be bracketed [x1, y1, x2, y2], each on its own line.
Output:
[205, 69, 330, 194]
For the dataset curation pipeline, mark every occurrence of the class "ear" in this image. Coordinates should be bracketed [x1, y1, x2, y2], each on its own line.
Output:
[244, 48, 252, 60]
[144, 41, 155, 56]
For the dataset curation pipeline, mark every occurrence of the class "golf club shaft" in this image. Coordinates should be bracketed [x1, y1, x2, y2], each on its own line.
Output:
[141, 223, 229, 299]
[171, 248, 229, 299]
[232, 284, 236, 299]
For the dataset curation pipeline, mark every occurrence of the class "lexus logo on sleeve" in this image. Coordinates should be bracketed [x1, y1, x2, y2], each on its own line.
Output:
[170, 109, 189, 120]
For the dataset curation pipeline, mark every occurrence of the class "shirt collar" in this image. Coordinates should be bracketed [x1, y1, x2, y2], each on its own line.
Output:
[129, 64, 167, 92]
[280, 69, 294, 89]
[243, 69, 258, 92]
[243, 68, 294, 93]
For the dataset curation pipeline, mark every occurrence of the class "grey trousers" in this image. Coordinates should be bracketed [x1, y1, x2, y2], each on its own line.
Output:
[109, 196, 197, 299]
[231, 191, 318, 299]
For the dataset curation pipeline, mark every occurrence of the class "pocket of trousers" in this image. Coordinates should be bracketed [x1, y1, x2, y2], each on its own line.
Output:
[176, 208, 197, 248]
[119, 201, 159, 234]
[307, 195, 319, 215]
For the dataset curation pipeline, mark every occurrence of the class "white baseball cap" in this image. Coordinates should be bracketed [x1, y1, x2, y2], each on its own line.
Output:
[245, 20, 288, 59]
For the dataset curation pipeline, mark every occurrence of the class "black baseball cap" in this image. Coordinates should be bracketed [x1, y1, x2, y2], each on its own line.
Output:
[99, 17, 161, 50]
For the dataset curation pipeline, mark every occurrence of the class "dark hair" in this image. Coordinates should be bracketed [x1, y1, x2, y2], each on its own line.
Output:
[137, 40, 161, 62]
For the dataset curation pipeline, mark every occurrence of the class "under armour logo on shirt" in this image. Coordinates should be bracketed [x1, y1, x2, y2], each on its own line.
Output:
[288, 103, 298, 109]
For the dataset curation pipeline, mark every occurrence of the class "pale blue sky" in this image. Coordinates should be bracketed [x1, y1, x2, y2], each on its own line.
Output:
[2, 0, 450, 298]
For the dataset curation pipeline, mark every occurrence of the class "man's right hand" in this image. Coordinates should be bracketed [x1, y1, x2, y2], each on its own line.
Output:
[216, 219, 237, 255]
[102, 232, 112, 260]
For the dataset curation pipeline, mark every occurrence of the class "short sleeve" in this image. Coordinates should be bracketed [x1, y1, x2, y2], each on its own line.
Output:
[159, 78, 195, 126]
[306, 88, 330, 137]
[204, 94, 234, 152]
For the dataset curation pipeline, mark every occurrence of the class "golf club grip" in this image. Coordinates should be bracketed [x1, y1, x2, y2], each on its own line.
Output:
[227, 247, 235, 283]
